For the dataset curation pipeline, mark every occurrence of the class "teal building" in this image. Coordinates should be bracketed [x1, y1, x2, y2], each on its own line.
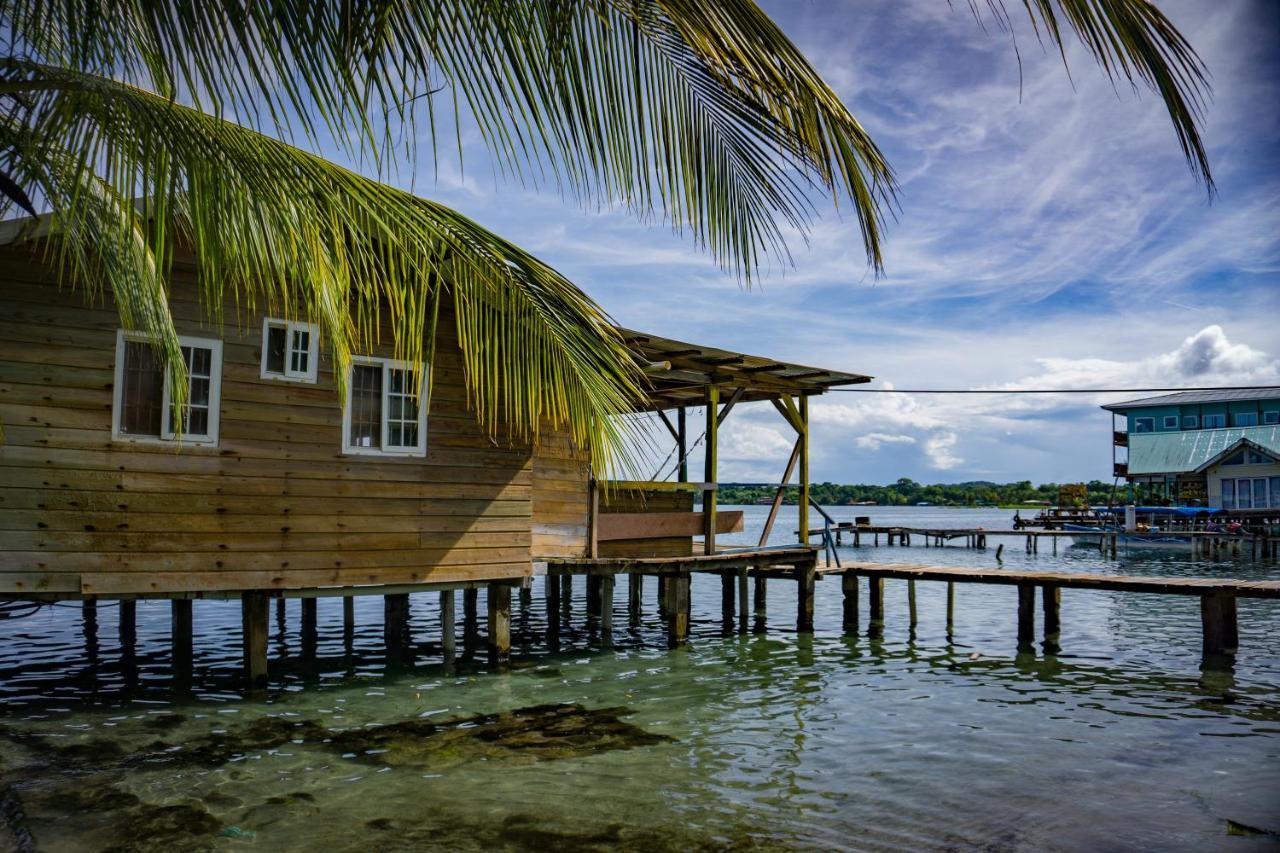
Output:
[1102, 388, 1280, 510]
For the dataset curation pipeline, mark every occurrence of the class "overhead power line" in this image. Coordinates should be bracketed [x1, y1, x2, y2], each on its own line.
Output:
[827, 385, 1278, 394]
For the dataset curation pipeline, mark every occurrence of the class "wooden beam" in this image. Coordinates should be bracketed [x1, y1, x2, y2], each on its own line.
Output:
[842, 572, 858, 634]
[798, 396, 810, 548]
[716, 387, 746, 427]
[241, 591, 268, 688]
[868, 577, 885, 632]
[544, 580, 559, 643]
[301, 596, 317, 658]
[463, 587, 479, 653]
[171, 599, 193, 673]
[759, 437, 802, 547]
[487, 583, 511, 666]
[677, 407, 688, 483]
[440, 589, 456, 661]
[600, 574, 615, 642]
[797, 561, 816, 632]
[770, 397, 804, 434]
[384, 593, 409, 659]
[1201, 592, 1238, 656]
[1017, 583, 1035, 650]
[587, 478, 599, 559]
[704, 386, 719, 556]
[656, 408, 681, 443]
[665, 574, 690, 647]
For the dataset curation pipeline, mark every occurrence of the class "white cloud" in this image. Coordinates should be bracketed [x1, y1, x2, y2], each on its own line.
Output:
[924, 432, 963, 470]
[855, 432, 917, 450]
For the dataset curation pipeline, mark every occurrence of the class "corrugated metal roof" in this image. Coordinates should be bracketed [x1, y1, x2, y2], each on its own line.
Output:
[1102, 387, 1280, 411]
[1127, 426, 1280, 475]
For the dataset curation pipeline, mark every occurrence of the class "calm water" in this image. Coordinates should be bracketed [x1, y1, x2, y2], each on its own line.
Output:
[2, 507, 1279, 851]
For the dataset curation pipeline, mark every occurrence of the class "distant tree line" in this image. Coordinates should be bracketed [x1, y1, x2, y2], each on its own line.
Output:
[717, 479, 1116, 508]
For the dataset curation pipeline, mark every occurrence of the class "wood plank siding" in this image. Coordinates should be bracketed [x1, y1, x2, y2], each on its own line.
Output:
[530, 430, 591, 560]
[0, 244, 535, 596]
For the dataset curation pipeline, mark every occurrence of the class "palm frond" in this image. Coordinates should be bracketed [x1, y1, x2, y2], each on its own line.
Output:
[2, 60, 647, 469]
[984, 0, 1213, 190]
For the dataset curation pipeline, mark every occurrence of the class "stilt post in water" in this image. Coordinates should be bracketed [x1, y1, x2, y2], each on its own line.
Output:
[241, 592, 269, 688]
[487, 583, 511, 666]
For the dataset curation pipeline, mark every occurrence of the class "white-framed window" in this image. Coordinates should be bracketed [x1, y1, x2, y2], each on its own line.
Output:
[1222, 477, 1274, 510]
[1265, 411, 1279, 425]
[260, 318, 319, 383]
[341, 357, 427, 457]
[1233, 412, 1258, 427]
[1182, 415, 1199, 429]
[1163, 415, 1179, 429]
[1203, 413, 1226, 429]
[112, 330, 222, 445]
[1133, 417, 1155, 433]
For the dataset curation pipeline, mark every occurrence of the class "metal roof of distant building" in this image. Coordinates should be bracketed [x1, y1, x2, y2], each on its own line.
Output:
[1102, 387, 1280, 411]
[1125, 426, 1280, 476]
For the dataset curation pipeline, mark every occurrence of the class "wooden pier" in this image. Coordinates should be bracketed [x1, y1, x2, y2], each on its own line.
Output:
[828, 561, 1280, 658]
[801, 523, 1279, 560]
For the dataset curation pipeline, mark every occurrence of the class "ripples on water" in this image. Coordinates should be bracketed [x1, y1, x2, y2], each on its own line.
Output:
[2, 507, 1278, 851]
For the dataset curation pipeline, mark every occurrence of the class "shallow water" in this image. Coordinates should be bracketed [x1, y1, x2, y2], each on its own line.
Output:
[2, 506, 1279, 851]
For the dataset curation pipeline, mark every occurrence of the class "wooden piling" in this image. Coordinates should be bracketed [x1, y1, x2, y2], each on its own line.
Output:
[431, 590, 452, 663]
[1042, 584, 1061, 636]
[599, 574, 615, 642]
[544, 579, 559, 642]
[119, 600, 137, 650]
[343, 596, 355, 641]
[1016, 583, 1035, 650]
[171, 599, 193, 671]
[1200, 592, 1239, 656]
[301, 597, 318, 657]
[241, 591, 269, 688]
[586, 574, 602, 618]
[946, 581, 955, 635]
[907, 579, 917, 630]
[868, 577, 885, 636]
[384, 593, 410, 659]
[560, 574, 573, 613]
[842, 572, 859, 634]
[464, 588, 479, 653]
[797, 562, 816, 633]
[628, 574, 643, 620]
[487, 584, 511, 666]
[721, 570, 736, 623]
[665, 574, 690, 648]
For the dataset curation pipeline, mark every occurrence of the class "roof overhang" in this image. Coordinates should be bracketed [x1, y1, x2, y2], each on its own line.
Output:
[621, 328, 871, 411]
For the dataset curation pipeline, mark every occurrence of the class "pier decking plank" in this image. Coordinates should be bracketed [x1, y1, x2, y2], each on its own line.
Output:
[831, 562, 1280, 598]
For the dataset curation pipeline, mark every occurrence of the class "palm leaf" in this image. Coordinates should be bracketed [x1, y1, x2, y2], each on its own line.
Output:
[2, 60, 647, 469]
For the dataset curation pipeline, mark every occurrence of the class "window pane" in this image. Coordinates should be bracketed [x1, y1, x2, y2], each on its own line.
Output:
[350, 364, 382, 448]
[186, 406, 209, 435]
[266, 325, 287, 373]
[1271, 478, 1280, 509]
[290, 328, 310, 374]
[1253, 479, 1267, 507]
[1238, 480, 1252, 509]
[384, 367, 420, 449]
[166, 346, 215, 438]
[120, 340, 163, 436]
[1222, 480, 1235, 509]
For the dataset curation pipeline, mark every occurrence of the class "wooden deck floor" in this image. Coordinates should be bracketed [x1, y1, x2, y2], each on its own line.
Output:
[823, 561, 1280, 598]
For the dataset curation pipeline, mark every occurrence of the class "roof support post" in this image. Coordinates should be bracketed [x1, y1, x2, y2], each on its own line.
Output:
[799, 395, 810, 547]
[678, 407, 688, 483]
[704, 387, 719, 555]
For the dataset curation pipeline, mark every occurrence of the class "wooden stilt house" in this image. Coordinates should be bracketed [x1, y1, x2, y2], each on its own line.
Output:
[0, 230, 871, 678]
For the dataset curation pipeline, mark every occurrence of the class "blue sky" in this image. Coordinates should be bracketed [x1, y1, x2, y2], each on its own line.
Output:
[406, 0, 1280, 485]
